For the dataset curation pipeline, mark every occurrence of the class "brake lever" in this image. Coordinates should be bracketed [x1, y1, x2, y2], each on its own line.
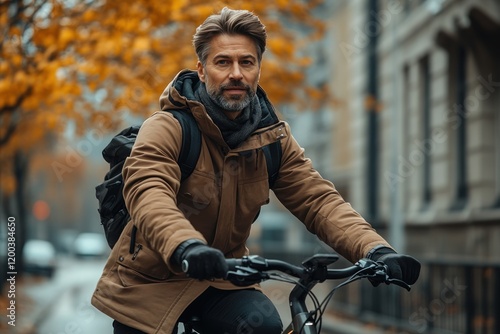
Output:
[356, 259, 412, 291]
[372, 262, 412, 291]
[226, 266, 269, 286]
[385, 277, 411, 291]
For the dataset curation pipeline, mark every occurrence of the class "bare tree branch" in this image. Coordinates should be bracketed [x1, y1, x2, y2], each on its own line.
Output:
[0, 121, 18, 147]
[0, 86, 32, 115]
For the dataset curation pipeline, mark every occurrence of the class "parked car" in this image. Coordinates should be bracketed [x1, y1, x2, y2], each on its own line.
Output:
[23, 239, 57, 278]
[73, 232, 108, 258]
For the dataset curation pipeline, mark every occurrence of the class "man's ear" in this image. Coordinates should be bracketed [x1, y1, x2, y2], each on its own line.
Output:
[197, 61, 205, 82]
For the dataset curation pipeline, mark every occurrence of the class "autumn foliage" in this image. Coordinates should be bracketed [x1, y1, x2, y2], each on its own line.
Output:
[0, 0, 325, 194]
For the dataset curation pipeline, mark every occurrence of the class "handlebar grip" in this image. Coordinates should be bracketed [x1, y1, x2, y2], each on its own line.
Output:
[182, 258, 251, 274]
[226, 258, 242, 270]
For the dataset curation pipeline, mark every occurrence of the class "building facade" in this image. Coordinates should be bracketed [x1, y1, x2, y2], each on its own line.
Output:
[325, 0, 500, 333]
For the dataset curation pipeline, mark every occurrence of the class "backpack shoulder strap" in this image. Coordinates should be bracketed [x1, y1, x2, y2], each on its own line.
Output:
[166, 109, 280, 186]
[262, 140, 282, 188]
[168, 110, 201, 181]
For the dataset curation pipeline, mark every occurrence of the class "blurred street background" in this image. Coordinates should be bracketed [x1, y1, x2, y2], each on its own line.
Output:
[1, 0, 500, 333]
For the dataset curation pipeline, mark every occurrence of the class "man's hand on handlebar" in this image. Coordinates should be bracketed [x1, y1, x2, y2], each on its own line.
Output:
[174, 241, 228, 280]
[174, 242, 421, 290]
[367, 247, 421, 287]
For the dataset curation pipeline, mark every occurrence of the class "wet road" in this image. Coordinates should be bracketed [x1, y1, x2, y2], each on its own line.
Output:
[23, 257, 112, 334]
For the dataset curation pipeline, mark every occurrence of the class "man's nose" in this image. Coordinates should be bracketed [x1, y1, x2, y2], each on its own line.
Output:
[229, 63, 243, 80]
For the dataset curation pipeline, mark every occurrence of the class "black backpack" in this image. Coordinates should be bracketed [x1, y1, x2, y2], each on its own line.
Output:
[95, 110, 282, 251]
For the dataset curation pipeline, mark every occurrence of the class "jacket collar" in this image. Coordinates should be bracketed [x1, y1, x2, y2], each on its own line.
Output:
[159, 70, 284, 150]
[229, 121, 288, 153]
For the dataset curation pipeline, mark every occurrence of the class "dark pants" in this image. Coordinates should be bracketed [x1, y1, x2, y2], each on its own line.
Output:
[113, 287, 283, 334]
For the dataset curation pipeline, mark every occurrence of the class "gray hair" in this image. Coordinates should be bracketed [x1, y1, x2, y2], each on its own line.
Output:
[193, 7, 267, 65]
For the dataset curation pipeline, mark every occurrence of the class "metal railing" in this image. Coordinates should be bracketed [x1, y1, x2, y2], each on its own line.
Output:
[331, 258, 500, 334]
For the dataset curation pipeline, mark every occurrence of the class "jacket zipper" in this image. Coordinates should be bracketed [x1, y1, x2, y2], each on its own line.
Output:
[132, 244, 143, 260]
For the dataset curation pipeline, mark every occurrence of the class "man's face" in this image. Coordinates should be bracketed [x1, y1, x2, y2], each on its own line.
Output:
[197, 34, 261, 118]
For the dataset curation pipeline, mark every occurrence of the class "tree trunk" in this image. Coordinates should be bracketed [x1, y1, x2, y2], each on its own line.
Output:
[13, 151, 29, 276]
[1, 150, 30, 292]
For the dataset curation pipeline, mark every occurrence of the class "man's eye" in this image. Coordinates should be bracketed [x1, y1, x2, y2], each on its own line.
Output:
[217, 60, 229, 65]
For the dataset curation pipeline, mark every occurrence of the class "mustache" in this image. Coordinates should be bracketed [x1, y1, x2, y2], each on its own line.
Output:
[221, 81, 250, 91]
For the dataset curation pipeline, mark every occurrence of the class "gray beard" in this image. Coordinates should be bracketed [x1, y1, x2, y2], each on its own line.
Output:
[216, 94, 251, 112]
[209, 89, 254, 112]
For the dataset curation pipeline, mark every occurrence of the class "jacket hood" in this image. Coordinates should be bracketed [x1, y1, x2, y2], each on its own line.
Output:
[159, 69, 280, 129]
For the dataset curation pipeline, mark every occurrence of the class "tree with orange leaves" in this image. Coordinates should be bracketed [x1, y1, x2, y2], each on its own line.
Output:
[0, 0, 325, 276]
[0, 0, 325, 192]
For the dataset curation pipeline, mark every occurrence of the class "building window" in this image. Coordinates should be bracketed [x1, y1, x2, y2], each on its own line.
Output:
[420, 56, 432, 209]
[402, 65, 410, 210]
[451, 46, 468, 210]
[495, 106, 500, 208]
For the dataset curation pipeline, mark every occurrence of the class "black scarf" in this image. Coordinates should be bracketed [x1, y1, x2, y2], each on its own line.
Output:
[194, 83, 262, 149]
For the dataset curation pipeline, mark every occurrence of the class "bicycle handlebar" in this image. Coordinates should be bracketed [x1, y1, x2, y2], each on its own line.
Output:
[182, 254, 411, 291]
[181, 254, 411, 334]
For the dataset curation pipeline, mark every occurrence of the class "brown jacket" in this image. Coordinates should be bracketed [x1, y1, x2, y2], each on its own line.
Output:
[91, 70, 391, 333]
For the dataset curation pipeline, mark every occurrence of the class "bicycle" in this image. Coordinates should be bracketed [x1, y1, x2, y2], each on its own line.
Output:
[178, 253, 412, 334]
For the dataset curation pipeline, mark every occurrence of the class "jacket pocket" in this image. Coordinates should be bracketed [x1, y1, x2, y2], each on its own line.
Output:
[117, 262, 168, 287]
[116, 228, 171, 286]
[238, 177, 270, 212]
[177, 171, 217, 218]
[230, 177, 270, 247]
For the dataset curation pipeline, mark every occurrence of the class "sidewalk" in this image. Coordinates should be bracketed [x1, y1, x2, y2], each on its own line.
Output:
[1, 276, 37, 334]
[321, 312, 388, 334]
[1, 275, 65, 334]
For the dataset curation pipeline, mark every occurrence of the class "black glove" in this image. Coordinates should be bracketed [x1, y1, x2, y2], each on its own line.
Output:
[174, 240, 228, 280]
[368, 247, 421, 286]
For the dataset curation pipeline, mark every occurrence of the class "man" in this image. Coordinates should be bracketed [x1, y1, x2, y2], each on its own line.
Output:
[92, 7, 420, 334]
